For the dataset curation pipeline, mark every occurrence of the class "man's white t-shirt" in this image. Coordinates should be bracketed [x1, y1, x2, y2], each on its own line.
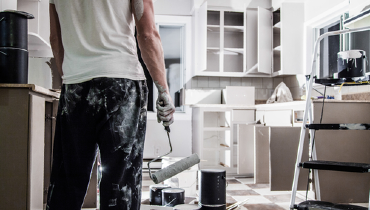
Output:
[50, 0, 146, 84]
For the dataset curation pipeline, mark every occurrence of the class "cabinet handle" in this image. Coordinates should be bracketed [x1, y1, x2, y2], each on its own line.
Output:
[0, 51, 6, 56]
[0, 17, 4, 22]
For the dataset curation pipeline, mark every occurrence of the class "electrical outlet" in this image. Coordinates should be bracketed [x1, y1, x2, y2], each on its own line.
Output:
[154, 146, 160, 156]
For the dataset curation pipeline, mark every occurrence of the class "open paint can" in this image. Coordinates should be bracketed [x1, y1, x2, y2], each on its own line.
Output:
[336, 50, 367, 79]
[199, 169, 226, 206]
[173, 204, 201, 210]
[149, 184, 171, 205]
[162, 188, 185, 207]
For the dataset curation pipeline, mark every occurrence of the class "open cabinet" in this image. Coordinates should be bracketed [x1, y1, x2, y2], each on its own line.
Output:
[194, 2, 271, 77]
[245, 7, 273, 76]
[192, 106, 255, 174]
[192, 1, 304, 78]
[271, 2, 305, 77]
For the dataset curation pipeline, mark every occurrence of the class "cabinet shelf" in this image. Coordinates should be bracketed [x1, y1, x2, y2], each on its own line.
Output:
[244, 63, 258, 75]
[203, 127, 231, 131]
[207, 25, 220, 32]
[224, 25, 244, 32]
[273, 22, 281, 28]
[224, 48, 244, 54]
[204, 146, 232, 151]
[273, 46, 281, 52]
[207, 47, 220, 53]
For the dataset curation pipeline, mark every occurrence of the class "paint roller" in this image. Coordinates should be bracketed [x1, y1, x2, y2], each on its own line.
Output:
[148, 125, 200, 184]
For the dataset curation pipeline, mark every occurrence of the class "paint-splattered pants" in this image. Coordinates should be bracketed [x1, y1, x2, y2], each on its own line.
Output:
[46, 77, 148, 210]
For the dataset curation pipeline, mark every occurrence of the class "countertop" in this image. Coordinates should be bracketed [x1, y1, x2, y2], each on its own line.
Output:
[0, 84, 60, 98]
[190, 100, 307, 110]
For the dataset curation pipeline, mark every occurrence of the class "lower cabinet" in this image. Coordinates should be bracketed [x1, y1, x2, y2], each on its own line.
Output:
[238, 124, 310, 191]
[0, 86, 97, 209]
[192, 106, 255, 174]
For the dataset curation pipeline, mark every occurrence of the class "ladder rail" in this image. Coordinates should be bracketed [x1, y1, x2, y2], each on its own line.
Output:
[289, 25, 370, 210]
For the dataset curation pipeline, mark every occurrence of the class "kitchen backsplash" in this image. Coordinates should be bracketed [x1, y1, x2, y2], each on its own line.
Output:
[190, 75, 302, 101]
[190, 75, 370, 101]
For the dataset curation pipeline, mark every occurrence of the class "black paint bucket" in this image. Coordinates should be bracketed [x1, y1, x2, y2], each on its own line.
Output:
[0, 11, 34, 49]
[149, 184, 171, 205]
[199, 169, 226, 206]
[336, 50, 367, 79]
[0, 47, 28, 84]
[162, 188, 185, 207]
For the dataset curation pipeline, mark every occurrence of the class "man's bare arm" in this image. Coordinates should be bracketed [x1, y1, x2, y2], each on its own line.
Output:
[132, 0, 175, 126]
[49, 4, 64, 77]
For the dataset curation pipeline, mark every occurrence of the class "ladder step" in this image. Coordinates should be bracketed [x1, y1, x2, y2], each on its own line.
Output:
[296, 200, 367, 210]
[299, 160, 370, 173]
[306, 123, 370, 130]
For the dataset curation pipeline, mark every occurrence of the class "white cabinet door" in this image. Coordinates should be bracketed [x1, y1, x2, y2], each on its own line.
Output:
[281, 2, 304, 75]
[193, 1, 207, 74]
[257, 7, 272, 75]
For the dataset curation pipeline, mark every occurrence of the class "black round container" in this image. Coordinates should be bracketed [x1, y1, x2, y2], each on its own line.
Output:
[0, 47, 28, 84]
[149, 184, 171, 205]
[0, 11, 34, 49]
[336, 50, 367, 79]
[199, 169, 226, 206]
[173, 204, 201, 210]
[162, 188, 185, 207]
[200, 204, 226, 210]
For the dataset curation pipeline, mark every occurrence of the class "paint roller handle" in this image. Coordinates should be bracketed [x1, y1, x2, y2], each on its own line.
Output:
[159, 100, 171, 133]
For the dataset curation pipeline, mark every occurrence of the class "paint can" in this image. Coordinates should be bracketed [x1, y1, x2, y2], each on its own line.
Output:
[199, 169, 226, 206]
[162, 188, 185, 207]
[336, 50, 367, 79]
[173, 204, 201, 210]
[149, 184, 171, 205]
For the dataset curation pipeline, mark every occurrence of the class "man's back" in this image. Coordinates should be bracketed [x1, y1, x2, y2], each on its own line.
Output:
[50, 0, 145, 84]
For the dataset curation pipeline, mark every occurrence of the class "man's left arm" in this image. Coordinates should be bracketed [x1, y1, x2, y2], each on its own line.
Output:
[49, 3, 64, 77]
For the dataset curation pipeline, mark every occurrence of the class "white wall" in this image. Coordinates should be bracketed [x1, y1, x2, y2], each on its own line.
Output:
[154, 0, 194, 15]
[0, 0, 17, 11]
[28, 58, 52, 89]
[143, 120, 192, 158]
[305, 0, 349, 22]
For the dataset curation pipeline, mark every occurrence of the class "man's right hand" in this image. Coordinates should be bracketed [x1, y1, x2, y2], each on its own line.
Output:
[156, 91, 175, 127]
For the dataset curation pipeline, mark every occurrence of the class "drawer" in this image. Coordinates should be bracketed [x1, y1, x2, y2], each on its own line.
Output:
[232, 110, 254, 123]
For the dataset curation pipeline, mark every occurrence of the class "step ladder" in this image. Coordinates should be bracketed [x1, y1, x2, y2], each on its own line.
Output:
[289, 25, 370, 210]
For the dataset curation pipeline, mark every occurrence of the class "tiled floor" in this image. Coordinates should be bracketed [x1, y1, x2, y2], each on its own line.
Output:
[140, 172, 369, 210]
[141, 173, 309, 210]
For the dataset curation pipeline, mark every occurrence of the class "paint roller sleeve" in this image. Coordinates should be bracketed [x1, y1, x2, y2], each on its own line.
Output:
[152, 154, 201, 184]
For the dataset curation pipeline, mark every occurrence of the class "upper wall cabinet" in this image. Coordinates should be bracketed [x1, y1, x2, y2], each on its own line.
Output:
[271, 1, 304, 77]
[244, 7, 272, 76]
[193, 2, 269, 77]
[192, 1, 304, 78]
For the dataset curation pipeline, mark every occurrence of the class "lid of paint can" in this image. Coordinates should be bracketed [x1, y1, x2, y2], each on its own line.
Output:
[173, 204, 201, 210]
[162, 188, 185, 193]
[200, 169, 226, 173]
[150, 184, 171, 190]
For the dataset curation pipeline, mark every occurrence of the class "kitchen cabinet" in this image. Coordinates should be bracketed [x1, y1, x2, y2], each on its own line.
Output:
[192, 105, 255, 174]
[244, 7, 272, 76]
[194, 2, 260, 77]
[255, 101, 306, 127]
[271, 1, 305, 77]
[0, 84, 59, 209]
[0, 84, 97, 209]
[193, 1, 304, 78]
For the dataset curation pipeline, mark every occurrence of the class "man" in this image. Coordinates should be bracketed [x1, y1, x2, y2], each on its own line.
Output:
[47, 0, 175, 209]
